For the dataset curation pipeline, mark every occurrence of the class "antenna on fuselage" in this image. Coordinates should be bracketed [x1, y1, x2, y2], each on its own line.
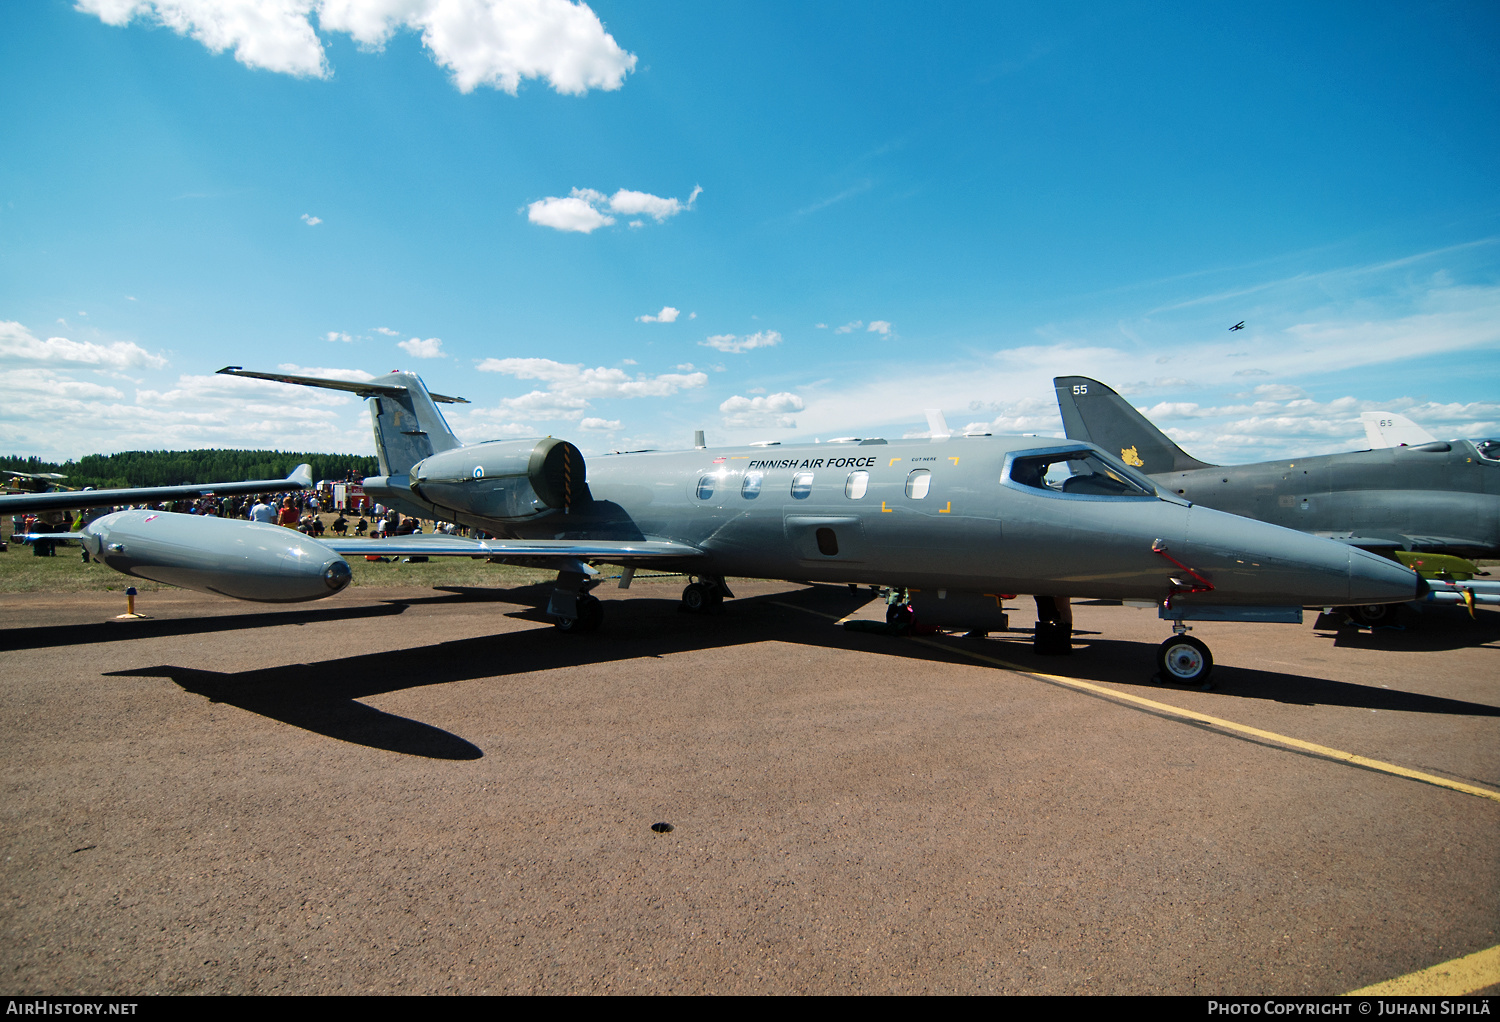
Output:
[693, 430, 706, 449]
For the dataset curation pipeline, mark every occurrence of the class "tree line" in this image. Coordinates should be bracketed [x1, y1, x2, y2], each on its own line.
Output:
[1, 451, 380, 490]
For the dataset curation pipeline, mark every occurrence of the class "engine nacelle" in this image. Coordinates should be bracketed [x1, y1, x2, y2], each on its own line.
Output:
[82, 510, 352, 603]
[410, 438, 589, 521]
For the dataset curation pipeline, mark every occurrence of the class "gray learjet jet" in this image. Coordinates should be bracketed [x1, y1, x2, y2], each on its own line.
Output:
[0, 367, 1430, 685]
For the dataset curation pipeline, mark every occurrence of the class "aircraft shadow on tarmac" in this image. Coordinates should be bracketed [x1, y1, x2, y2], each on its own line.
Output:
[0, 600, 411, 653]
[1320, 606, 1500, 653]
[96, 583, 1500, 758]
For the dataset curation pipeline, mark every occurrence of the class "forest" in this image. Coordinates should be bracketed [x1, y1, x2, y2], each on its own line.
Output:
[1, 451, 380, 490]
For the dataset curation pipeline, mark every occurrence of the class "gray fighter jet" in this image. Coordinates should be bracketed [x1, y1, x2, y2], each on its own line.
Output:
[1053, 375, 1500, 622]
[0, 367, 1429, 685]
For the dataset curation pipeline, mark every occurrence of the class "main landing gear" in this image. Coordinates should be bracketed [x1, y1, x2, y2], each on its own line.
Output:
[680, 575, 732, 614]
[1156, 624, 1213, 685]
[549, 561, 604, 633]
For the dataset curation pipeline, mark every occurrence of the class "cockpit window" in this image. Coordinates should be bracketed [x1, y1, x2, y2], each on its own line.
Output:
[1477, 439, 1500, 462]
[1006, 448, 1157, 499]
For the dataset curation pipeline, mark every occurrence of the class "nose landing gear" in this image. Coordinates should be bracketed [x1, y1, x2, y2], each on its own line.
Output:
[1156, 623, 1213, 685]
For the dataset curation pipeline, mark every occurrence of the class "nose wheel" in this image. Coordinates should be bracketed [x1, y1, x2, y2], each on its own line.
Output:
[1157, 634, 1213, 685]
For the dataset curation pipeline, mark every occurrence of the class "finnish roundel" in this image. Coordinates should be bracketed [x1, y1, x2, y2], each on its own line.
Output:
[472, 466, 484, 479]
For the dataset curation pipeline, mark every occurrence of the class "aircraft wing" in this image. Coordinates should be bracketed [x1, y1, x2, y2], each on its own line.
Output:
[317, 534, 706, 561]
[0, 464, 313, 514]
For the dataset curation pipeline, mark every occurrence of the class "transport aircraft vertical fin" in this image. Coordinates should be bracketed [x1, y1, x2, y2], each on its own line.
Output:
[1053, 376, 1215, 475]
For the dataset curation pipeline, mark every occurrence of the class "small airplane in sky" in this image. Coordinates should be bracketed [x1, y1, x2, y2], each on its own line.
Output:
[0, 367, 1430, 685]
[1053, 375, 1499, 625]
[1229, 321, 1245, 331]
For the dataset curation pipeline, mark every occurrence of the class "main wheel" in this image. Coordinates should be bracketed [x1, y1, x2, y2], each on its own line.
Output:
[555, 594, 603, 633]
[681, 582, 711, 613]
[1346, 604, 1392, 628]
[1157, 635, 1212, 684]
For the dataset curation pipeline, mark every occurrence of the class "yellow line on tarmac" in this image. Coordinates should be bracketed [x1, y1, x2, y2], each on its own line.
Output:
[1347, 944, 1500, 996]
[775, 601, 1500, 805]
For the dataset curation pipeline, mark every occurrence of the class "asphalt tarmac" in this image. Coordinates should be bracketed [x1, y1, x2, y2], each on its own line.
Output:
[1, 579, 1496, 995]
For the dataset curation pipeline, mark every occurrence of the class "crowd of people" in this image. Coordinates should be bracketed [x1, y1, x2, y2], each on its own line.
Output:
[8, 488, 474, 558]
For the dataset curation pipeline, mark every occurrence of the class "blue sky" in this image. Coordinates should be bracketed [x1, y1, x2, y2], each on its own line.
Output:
[3, 0, 1498, 466]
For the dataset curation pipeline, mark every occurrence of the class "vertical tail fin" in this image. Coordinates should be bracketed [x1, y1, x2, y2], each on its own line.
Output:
[1053, 376, 1214, 474]
[217, 367, 467, 476]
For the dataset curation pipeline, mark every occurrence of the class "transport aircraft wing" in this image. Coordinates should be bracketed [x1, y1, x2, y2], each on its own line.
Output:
[0, 464, 313, 515]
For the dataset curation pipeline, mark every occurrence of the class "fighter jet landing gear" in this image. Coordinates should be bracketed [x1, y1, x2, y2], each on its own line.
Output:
[680, 575, 732, 614]
[1156, 623, 1213, 685]
[555, 592, 603, 633]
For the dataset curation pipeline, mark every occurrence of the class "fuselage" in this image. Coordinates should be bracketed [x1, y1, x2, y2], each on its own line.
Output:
[1148, 441, 1500, 558]
[400, 434, 1423, 609]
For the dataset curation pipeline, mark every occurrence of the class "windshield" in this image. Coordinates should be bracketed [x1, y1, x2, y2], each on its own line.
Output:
[1475, 439, 1500, 462]
[1005, 447, 1158, 499]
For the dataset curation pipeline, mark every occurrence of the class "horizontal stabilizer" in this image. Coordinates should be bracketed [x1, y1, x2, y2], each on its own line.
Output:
[217, 367, 469, 404]
[0, 464, 314, 514]
[317, 535, 705, 561]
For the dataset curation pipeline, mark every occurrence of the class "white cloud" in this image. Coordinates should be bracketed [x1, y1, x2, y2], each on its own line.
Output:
[373, 326, 400, 336]
[301, 213, 322, 225]
[833, 320, 862, 334]
[719, 392, 804, 429]
[699, 330, 781, 354]
[867, 320, 892, 336]
[525, 185, 700, 233]
[78, 0, 329, 76]
[325, 331, 355, 343]
[398, 336, 445, 358]
[475, 356, 707, 422]
[79, 0, 636, 94]
[609, 184, 701, 222]
[0, 321, 168, 370]
[526, 188, 615, 233]
[637, 306, 679, 323]
[579, 417, 620, 431]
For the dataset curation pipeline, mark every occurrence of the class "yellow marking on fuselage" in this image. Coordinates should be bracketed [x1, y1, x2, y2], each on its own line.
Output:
[948, 456, 960, 465]
[1346, 944, 1500, 996]
[889, 457, 902, 467]
[880, 501, 893, 513]
[938, 501, 951, 513]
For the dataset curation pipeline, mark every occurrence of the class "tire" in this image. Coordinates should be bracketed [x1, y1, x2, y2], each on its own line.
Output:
[555, 594, 603, 633]
[681, 582, 710, 613]
[1157, 635, 1213, 684]
[1346, 604, 1391, 628]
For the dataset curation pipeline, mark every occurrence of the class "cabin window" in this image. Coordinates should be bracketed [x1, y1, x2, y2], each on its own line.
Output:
[844, 470, 869, 499]
[742, 471, 763, 499]
[816, 527, 839, 555]
[905, 469, 931, 499]
[1005, 449, 1156, 499]
[695, 476, 715, 500]
[790, 472, 814, 499]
